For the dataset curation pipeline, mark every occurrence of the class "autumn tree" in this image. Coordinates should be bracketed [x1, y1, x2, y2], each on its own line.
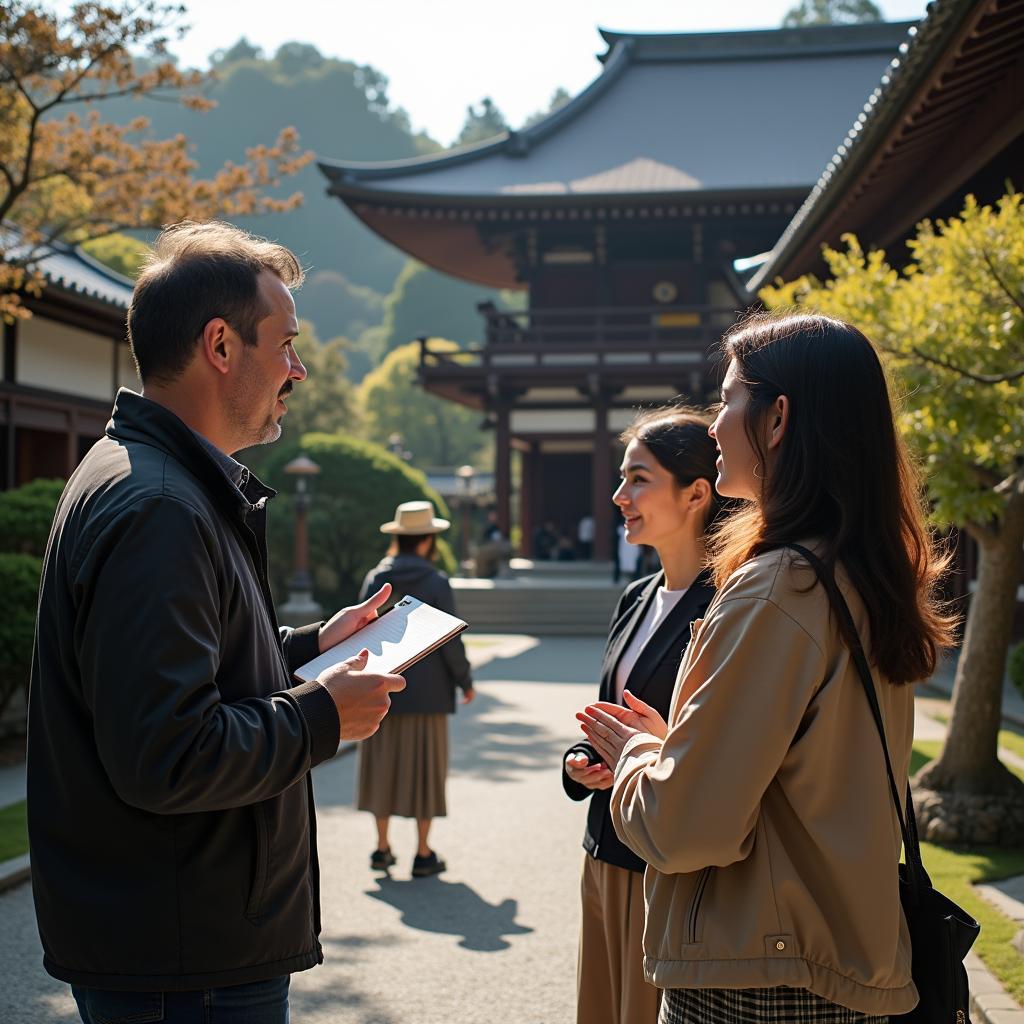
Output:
[763, 192, 1024, 844]
[0, 1, 312, 323]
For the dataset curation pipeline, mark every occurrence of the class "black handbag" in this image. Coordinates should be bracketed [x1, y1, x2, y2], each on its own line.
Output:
[788, 544, 980, 1024]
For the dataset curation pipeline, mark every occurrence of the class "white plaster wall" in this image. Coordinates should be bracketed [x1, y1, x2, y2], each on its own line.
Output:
[511, 409, 596, 434]
[116, 342, 141, 391]
[19, 317, 114, 401]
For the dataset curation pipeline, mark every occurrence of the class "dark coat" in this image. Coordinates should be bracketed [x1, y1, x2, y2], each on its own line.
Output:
[561, 569, 715, 872]
[27, 389, 340, 992]
[359, 553, 472, 714]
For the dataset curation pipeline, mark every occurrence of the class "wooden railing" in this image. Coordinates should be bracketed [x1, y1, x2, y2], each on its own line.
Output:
[475, 302, 738, 347]
[418, 338, 713, 374]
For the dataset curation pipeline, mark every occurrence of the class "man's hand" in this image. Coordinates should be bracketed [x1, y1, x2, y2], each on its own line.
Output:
[317, 649, 405, 741]
[564, 752, 613, 791]
[318, 584, 392, 654]
[461, 686, 476, 705]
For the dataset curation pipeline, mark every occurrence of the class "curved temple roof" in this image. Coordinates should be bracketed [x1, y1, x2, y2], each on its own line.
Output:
[320, 21, 915, 204]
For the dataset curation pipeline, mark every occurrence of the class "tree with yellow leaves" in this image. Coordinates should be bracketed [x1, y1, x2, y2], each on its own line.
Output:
[0, 0, 312, 322]
[763, 191, 1024, 844]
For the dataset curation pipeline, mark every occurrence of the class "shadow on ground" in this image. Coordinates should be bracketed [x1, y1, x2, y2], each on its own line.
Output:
[365, 875, 533, 952]
[449, 690, 576, 782]
[290, 934, 408, 1024]
[471, 636, 603, 686]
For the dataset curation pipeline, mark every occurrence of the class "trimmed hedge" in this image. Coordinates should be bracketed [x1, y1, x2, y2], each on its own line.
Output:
[0, 478, 64, 555]
[0, 479, 60, 729]
[0, 553, 42, 726]
[254, 432, 456, 610]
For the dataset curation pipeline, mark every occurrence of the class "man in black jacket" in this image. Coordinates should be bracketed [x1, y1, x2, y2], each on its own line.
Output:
[27, 221, 405, 1024]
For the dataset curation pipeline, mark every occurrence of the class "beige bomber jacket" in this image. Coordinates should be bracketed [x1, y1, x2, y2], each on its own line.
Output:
[610, 546, 917, 1016]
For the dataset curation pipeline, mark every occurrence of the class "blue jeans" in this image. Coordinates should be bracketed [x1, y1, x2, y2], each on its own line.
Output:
[73, 976, 289, 1024]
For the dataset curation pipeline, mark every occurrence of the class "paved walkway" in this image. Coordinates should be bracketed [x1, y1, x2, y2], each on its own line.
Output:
[0, 635, 599, 1023]
[2, 637, 1023, 1023]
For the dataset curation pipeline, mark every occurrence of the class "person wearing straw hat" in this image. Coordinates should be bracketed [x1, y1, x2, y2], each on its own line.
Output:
[356, 500, 475, 877]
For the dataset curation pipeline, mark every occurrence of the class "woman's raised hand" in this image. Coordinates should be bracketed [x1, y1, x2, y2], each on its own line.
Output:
[564, 752, 614, 791]
[620, 690, 668, 739]
[576, 692, 668, 770]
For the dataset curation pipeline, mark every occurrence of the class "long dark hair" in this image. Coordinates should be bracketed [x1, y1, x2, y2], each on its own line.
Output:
[709, 311, 955, 684]
[620, 405, 723, 530]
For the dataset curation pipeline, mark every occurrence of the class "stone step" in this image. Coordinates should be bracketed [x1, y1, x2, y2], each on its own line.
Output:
[452, 574, 622, 634]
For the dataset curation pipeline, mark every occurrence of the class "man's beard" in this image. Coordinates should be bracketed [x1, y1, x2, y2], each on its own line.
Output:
[230, 374, 292, 449]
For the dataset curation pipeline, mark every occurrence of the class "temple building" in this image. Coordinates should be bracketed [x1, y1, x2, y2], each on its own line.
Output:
[320, 21, 911, 558]
[1, 242, 135, 489]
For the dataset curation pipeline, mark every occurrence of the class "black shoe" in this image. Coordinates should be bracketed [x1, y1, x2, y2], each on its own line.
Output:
[370, 848, 396, 871]
[412, 850, 446, 877]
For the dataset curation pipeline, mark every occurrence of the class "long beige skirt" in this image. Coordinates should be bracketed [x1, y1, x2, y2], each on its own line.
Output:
[356, 712, 448, 820]
[578, 855, 660, 1024]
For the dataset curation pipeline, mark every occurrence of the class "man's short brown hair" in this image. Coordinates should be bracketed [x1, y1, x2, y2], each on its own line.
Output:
[128, 221, 304, 384]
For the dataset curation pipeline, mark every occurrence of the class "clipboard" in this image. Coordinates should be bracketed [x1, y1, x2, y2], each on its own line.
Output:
[292, 596, 468, 683]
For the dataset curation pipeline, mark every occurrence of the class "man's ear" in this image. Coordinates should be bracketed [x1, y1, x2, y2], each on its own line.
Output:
[766, 394, 790, 451]
[199, 318, 234, 376]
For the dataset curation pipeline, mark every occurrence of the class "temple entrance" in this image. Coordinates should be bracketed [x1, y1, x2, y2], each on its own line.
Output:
[538, 452, 589, 558]
[521, 442, 620, 561]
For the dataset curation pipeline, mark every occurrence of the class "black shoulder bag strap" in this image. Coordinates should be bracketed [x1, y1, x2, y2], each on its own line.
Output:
[786, 544, 930, 902]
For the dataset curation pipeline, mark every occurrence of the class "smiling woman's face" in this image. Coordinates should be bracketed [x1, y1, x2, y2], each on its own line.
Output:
[709, 360, 761, 501]
[612, 439, 693, 547]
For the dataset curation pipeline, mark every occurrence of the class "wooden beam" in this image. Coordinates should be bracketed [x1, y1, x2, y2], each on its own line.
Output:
[592, 403, 612, 561]
[495, 404, 512, 539]
[3, 320, 15, 383]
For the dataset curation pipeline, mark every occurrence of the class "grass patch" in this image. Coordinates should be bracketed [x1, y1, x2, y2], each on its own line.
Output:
[911, 741, 1024, 1004]
[996, 727, 1024, 762]
[927, 710, 1024, 764]
[0, 799, 27, 862]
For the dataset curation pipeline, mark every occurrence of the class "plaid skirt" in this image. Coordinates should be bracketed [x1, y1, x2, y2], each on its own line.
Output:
[659, 987, 888, 1024]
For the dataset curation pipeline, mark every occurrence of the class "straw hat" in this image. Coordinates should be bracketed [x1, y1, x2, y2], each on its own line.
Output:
[379, 500, 450, 535]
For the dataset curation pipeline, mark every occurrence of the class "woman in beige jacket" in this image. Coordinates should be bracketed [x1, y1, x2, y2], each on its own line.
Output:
[577, 312, 954, 1024]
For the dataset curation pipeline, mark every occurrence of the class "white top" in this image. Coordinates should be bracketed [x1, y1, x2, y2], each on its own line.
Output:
[613, 584, 689, 703]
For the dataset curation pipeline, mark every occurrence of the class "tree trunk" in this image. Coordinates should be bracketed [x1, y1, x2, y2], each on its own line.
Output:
[916, 484, 1024, 796]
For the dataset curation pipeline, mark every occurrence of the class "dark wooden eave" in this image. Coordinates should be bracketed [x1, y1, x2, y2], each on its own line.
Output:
[749, 0, 1024, 291]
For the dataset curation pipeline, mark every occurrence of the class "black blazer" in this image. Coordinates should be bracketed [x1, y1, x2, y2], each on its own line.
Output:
[562, 568, 715, 872]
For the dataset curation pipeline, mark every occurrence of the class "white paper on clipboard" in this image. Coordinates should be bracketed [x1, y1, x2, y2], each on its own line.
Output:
[292, 596, 467, 683]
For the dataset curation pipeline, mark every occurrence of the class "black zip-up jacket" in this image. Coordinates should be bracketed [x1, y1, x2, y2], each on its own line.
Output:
[359, 554, 472, 714]
[561, 570, 715, 872]
[26, 390, 340, 991]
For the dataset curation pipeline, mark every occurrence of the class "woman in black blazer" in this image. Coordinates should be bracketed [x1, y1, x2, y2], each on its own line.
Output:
[563, 407, 723, 1024]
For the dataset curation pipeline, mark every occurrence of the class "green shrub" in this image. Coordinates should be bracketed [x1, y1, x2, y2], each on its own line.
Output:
[1009, 641, 1024, 699]
[256, 433, 456, 610]
[0, 553, 42, 727]
[0, 478, 64, 555]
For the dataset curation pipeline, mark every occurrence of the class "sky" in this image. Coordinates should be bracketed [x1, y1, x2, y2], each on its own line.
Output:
[60, 0, 931, 146]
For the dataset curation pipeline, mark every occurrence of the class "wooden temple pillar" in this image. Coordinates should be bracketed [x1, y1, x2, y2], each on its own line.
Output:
[592, 403, 612, 561]
[495, 404, 512, 542]
[519, 440, 540, 559]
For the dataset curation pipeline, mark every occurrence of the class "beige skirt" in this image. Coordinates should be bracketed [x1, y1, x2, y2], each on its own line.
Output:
[356, 712, 448, 820]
